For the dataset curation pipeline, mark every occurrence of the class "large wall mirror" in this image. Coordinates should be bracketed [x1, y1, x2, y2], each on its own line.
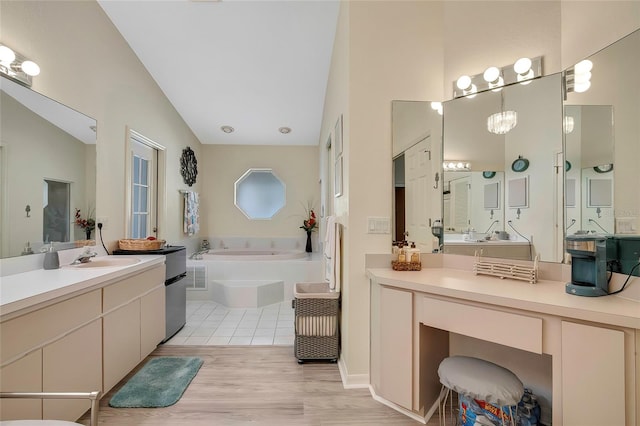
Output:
[392, 100, 442, 252]
[442, 73, 564, 262]
[0, 76, 97, 259]
[564, 29, 639, 237]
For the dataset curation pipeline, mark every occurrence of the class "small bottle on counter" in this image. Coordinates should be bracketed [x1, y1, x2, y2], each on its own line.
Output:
[408, 242, 420, 263]
[397, 242, 406, 262]
[43, 242, 60, 270]
[392, 243, 400, 261]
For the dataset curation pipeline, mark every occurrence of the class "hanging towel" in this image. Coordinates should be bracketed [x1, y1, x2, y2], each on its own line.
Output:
[183, 191, 200, 236]
[323, 216, 341, 293]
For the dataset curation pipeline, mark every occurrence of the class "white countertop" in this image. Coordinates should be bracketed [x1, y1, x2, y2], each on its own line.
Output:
[0, 255, 165, 320]
[367, 267, 640, 329]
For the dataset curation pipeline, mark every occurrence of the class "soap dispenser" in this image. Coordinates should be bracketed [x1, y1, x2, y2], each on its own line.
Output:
[43, 242, 60, 270]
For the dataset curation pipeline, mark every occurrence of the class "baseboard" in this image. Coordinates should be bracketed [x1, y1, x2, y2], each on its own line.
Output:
[368, 385, 427, 424]
[336, 357, 369, 389]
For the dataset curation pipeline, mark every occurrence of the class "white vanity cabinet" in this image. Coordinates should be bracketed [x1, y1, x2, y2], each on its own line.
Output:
[0, 259, 165, 422]
[102, 265, 165, 393]
[561, 321, 626, 426]
[368, 267, 639, 426]
[0, 290, 102, 421]
[374, 285, 413, 410]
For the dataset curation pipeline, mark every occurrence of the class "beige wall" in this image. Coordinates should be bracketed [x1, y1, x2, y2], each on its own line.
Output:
[1, 1, 203, 253]
[323, 0, 639, 383]
[200, 145, 319, 239]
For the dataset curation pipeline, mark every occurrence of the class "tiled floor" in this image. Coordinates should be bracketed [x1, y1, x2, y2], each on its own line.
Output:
[163, 300, 295, 346]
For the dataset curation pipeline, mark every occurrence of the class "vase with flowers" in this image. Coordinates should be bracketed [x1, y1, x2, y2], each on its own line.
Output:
[300, 207, 317, 253]
[75, 208, 96, 240]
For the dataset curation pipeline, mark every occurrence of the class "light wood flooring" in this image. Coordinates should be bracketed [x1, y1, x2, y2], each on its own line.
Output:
[81, 345, 432, 426]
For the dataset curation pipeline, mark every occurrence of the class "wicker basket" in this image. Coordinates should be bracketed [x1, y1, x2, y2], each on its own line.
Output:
[294, 297, 340, 362]
[117, 238, 166, 251]
[391, 260, 422, 271]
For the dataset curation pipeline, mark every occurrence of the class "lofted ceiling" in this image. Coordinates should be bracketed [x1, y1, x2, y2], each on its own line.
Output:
[98, 0, 339, 146]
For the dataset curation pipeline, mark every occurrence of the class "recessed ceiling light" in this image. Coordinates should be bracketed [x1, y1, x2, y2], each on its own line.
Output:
[221, 125, 234, 133]
[279, 127, 292, 134]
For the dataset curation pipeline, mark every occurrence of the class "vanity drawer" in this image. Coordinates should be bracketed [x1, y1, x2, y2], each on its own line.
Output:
[0, 290, 101, 362]
[102, 265, 164, 313]
[421, 297, 542, 354]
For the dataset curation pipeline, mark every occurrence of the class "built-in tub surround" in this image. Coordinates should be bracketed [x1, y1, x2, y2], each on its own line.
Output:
[188, 237, 323, 302]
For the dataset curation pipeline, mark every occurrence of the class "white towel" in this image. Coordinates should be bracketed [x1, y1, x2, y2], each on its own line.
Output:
[324, 216, 341, 292]
[183, 191, 200, 236]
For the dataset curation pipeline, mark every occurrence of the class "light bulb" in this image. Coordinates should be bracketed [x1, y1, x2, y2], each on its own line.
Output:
[514, 57, 532, 75]
[21, 60, 40, 76]
[0, 46, 15, 64]
[431, 101, 442, 111]
[574, 81, 591, 93]
[483, 66, 500, 83]
[448, 162, 456, 169]
[574, 59, 593, 74]
[574, 71, 591, 84]
[456, 75, 472, 90]
[457, 162, 465, 169]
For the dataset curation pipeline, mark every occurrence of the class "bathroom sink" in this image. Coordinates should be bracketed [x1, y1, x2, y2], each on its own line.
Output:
[65, 257, 141, 269]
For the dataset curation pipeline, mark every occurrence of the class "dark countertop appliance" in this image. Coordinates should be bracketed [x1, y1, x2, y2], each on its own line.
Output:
[113, 245, 187, 341]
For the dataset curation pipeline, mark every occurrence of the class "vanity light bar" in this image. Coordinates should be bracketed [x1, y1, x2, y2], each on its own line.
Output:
[453, 56, 543, 98]
[0, 43, 39, 87]
[443, 161, 471, 171]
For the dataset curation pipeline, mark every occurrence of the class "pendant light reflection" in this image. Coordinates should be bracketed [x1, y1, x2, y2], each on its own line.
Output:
[487, 91, 517, 135]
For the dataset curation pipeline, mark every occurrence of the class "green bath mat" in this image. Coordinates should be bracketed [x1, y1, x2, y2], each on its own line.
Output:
[109, 357, 203, 408]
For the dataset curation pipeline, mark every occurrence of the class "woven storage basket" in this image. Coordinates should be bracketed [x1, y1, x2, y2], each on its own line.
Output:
[118, 238, 165, 251]
[294, 297, 340, 361]
[391, 260, 422, 271]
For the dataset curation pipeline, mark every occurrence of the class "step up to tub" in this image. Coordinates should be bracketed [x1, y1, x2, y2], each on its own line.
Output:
[211, 279, 284, 308]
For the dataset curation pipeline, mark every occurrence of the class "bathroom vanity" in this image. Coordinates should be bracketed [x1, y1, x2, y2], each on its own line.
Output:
[368, 261, 639, 426]
[0, 255, 166, 422]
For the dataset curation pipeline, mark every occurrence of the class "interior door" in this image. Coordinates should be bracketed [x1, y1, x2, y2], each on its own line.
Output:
[404, 137, 432, 251]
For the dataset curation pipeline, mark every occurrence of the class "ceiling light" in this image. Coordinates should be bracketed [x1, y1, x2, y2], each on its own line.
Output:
[278, 127, 292, 134]
[487, 111, 518, 135]
[20, 60, 40, 76]
[443, 161, 471, 171]
[0, 43, 39, 87]
[221, 125, 234, 133]
[456, 75, 472, 90]
[574, 59, 593, 74]
[563, 116, 574, 134]
[0, 45, 15, 64]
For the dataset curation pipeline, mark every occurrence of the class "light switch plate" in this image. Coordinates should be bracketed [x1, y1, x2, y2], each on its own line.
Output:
[367, 217, 390, 234]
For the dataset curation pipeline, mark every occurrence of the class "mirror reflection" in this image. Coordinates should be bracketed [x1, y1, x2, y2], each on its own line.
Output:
[234, 168, 286, 220]
[0, 76, 97, 258]
[392, 101, 442, 252]
[564, 29, 639, 237]
[442, 73, 564, 262]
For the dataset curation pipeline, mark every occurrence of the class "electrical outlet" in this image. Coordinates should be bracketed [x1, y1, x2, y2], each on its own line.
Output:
[96, 217, 108, 229]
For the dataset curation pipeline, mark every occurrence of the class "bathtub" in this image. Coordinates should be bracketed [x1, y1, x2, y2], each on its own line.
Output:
[203, 248, 308, 261]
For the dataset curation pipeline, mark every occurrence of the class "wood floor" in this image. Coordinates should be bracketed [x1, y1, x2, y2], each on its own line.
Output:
[81, 345, 432, 426]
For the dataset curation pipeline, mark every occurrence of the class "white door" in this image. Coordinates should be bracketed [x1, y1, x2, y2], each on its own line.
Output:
[404, 137, 431, 251]
[451, 176, 471, 231]
[130, 136, 157, 239]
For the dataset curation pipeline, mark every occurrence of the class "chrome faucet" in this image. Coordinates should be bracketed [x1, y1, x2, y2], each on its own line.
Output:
[71, 246, 98, 265]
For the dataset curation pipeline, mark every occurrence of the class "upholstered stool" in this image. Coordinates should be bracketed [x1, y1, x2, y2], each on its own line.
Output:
[437, 356, 523, 426]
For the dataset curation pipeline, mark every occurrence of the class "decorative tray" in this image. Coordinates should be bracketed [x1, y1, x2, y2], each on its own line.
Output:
[118, 238, 166, 251]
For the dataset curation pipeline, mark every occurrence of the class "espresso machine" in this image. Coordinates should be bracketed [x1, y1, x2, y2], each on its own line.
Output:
[565, 234, 615, 296]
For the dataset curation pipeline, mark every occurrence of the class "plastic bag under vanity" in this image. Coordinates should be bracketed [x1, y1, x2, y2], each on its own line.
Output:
[458, 388, 541, 426]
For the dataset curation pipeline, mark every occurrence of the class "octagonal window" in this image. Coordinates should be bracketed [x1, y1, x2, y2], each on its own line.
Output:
[234, 168, 286, 220]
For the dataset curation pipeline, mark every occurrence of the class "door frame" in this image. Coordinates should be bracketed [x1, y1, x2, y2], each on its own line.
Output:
[124, 127, 166, 239]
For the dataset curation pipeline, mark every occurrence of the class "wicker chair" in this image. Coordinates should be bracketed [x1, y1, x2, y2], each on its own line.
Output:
[0, 391, 100, 426]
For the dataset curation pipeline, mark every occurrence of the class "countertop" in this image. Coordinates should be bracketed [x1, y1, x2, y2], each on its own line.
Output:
[367, 267, 640, 329]
[0, 255, 165, 321]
